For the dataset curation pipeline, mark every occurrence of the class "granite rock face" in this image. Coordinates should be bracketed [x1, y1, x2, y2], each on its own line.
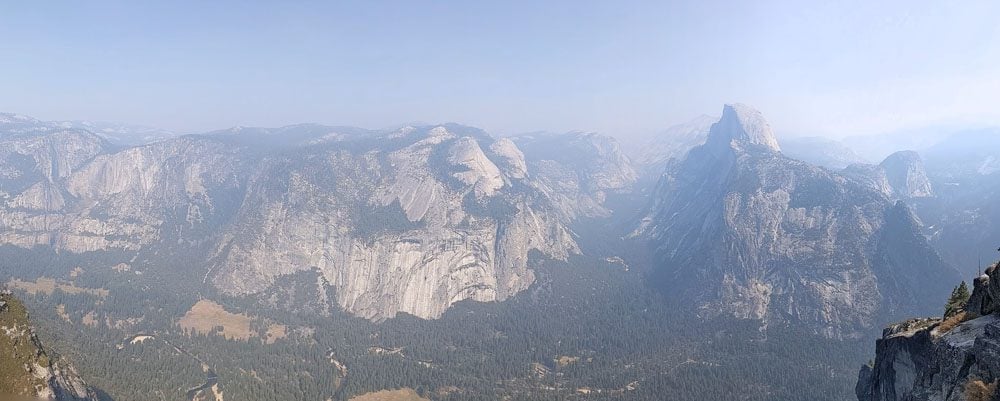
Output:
[1, 133, 245, 253]
[636, 104, 958, 338]
[705, 103, 781, 152]
[0, 119, 629, 321]
[210, 125, 581, 320]
[857, 262, 1000, 401]
[879, 151, 934, 198]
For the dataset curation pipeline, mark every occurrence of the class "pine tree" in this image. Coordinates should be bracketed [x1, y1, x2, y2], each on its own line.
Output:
[944, 281, 971, 318]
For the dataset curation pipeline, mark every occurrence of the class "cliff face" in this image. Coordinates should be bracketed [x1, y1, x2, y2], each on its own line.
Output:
[1, 134, 245, 253]
[879, 151, 934, 199]
[0, 119, 632, 321]
[0, 291, 99, 401]
[636, 104, 957, 338]
[210, 125, 582, 320]
[857, 263, 1000, 401]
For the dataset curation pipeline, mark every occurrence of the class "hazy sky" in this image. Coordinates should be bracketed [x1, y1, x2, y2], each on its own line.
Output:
[2, 0, 999, 138]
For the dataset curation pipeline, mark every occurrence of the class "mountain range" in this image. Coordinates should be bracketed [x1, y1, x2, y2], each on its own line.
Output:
[0, 105, 995, 401]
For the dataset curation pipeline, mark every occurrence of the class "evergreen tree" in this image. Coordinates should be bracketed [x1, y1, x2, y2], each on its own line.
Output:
[944, 281, 971, 318]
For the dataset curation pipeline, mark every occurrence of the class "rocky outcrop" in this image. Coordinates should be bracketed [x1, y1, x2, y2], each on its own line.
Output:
[857, 262, 1000, 401]
[488, 138, 528, 179]
[636, 104, 958, 338]
[968, 272, 995, 318]
[0, 291, 99, 400]
[447, 136, 505, 197]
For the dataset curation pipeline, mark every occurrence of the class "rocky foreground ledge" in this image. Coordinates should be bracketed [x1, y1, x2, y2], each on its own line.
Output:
[857, 263, 1000, 401]
[0, 290, 99, 400]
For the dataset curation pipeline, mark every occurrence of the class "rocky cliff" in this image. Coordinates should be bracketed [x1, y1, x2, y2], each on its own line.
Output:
[0, 291, 99, 400]
[1, 133, 244, 253]
[880, 151, 934, 198]
[857, 262, 1000, 401]
[210, 125, 582, 320]
[0, 118, 633, 321]
[636, 104, 958, 338]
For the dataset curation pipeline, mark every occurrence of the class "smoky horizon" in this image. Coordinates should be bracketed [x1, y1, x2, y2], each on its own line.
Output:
[3, 1, 1000, 141]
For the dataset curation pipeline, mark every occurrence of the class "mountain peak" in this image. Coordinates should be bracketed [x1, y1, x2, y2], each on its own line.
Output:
[707, 103, 780, 152]
[879, 150, 922, 167]
[879, 150, 933, 198]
